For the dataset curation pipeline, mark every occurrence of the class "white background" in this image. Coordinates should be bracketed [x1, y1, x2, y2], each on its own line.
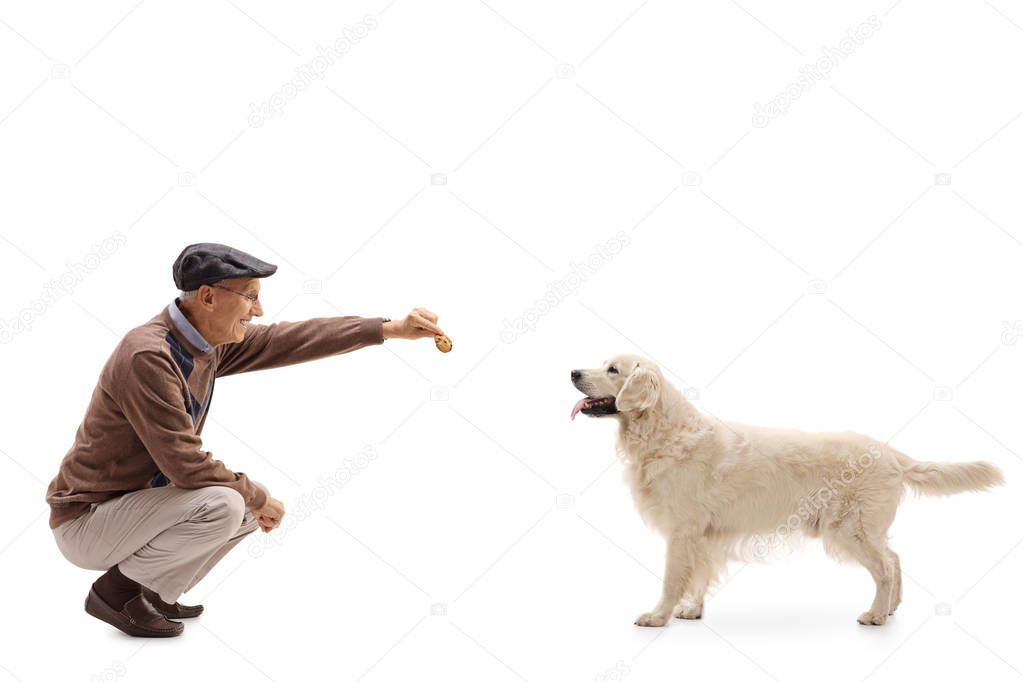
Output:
[2, 1, 1022, 680]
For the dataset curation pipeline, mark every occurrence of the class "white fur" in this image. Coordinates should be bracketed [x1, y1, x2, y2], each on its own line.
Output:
[572, 354, 1005, 627]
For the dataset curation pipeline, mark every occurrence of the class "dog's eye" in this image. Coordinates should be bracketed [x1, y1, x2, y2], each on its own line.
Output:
[607, 366, 618, 374]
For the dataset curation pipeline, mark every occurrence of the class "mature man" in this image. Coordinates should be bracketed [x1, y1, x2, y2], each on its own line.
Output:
[45, 243, 445, 637]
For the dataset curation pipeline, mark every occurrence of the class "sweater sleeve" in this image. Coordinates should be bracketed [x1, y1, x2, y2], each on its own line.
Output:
[215, 315, 385, 378]
[118, 351, 268, 510]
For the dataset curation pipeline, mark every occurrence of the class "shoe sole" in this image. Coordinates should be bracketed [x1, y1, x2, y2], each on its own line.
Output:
[85, 589, 183, 638]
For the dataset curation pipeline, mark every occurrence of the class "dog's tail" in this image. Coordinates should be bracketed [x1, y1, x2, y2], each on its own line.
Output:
[895, 451, 1004, 496]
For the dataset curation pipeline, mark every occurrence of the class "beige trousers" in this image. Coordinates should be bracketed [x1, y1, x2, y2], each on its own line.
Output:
[52, 482, 265, 604]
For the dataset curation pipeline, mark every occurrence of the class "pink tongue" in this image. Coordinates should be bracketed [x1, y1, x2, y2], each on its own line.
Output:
[571, 398, 588, 421]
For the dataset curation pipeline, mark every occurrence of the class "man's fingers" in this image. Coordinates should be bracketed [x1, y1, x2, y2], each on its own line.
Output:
[407, 308, 446, 336]
[412, 315, 444, 336]
[414, 308, 439, 323]
[412, 308, 440, 327]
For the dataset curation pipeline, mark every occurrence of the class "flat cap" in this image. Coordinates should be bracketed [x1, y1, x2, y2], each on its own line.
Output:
[172, 243, 278, 290]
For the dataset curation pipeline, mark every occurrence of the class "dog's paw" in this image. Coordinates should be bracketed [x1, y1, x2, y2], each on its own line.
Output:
[674, 604, 703, 620]
[857, 611, 888, 626]
[635, 611, 670, 627]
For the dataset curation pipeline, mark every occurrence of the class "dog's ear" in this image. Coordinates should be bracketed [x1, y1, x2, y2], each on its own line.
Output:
[616, 368, 660, 412]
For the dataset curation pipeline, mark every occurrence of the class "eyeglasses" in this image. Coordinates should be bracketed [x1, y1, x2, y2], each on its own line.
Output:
[209, 283, 260, 304]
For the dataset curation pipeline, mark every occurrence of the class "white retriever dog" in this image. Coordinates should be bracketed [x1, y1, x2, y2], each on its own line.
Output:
[571, 354, 1004, 627]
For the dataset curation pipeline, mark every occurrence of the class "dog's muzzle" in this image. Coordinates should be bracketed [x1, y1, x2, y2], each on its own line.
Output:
[570, 371, 618, 419]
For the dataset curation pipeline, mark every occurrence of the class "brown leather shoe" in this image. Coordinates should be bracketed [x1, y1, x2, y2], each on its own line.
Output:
[85, 587, 184, 637]
[142, 587, 204, 619]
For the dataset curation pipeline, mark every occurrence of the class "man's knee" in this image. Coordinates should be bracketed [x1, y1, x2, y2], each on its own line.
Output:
[198, 487, 246, 533]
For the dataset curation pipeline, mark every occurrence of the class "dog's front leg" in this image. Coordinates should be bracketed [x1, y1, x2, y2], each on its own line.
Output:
[635, 532, 696, 627]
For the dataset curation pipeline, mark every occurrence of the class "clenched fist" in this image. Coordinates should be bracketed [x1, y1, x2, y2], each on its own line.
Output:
[254, 496, 285, 533]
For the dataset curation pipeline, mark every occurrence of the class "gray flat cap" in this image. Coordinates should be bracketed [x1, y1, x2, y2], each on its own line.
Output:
[172, 243, 278, 290]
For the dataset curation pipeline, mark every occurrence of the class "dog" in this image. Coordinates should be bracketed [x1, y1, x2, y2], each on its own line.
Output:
[571, 354, 1004, 626]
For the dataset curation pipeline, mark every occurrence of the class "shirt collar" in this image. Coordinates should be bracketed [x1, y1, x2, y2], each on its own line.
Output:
[167, 298, 213, 354]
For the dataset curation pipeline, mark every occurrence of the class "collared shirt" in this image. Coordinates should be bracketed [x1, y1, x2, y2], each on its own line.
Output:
[166, 298, 213, 354]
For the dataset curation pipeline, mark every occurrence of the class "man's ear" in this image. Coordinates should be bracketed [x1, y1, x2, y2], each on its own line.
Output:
[197, 284, 215, 308]
[616, 368, 660, 412]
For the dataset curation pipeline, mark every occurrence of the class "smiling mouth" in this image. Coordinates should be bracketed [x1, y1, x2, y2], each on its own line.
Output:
[240, 319, 250, 328]
[571, 396, 618, 420]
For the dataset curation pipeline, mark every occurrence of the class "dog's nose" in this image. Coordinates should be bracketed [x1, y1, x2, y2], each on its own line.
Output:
[571, 370, 581, 381]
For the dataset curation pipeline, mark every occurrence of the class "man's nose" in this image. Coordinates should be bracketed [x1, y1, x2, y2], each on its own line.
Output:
[571, 370, 581, 381]
[252, 300, 264, 317]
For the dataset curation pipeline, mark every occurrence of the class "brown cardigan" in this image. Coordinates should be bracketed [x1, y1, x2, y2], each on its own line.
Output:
[45, 301, 385, 529]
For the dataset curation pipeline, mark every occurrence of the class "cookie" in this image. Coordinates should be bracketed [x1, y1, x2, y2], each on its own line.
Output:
[435, 335, 452, 353]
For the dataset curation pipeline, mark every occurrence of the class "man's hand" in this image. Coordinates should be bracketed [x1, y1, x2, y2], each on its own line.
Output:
[254, 496, 285, 533]
[383, 308, 446, 340]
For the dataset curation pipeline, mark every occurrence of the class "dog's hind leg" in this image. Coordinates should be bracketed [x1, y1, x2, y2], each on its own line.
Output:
[829, 528, 896, 625]
[886, 548, 902, 615]
[821, 477, 901, 625]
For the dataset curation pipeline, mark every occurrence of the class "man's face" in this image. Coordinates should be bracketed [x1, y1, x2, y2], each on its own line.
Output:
[206, 277, 263, 344]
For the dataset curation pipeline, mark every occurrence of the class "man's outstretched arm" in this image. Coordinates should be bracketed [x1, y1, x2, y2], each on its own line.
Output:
[216, 307, 446, 377]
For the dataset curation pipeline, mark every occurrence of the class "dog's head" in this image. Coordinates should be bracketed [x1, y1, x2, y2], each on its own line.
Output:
[570, 354, 662, 420]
